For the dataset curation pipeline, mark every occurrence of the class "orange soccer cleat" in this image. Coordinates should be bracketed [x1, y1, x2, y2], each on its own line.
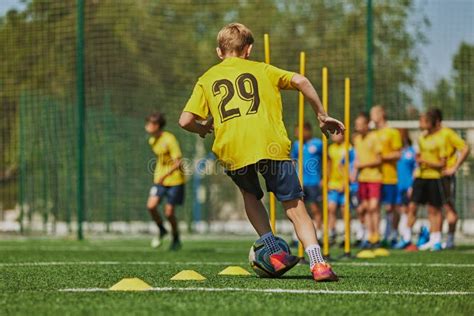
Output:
[311, 263, 339, 282]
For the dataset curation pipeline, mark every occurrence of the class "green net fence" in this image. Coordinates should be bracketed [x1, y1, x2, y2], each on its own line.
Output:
[0, 0, 473, 234]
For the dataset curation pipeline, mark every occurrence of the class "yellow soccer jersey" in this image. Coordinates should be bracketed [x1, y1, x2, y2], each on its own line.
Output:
[439, 127, 467, 169]
[377, 127, 402, 184]
[183, 57, 296, 171]
[328, 143, 345, 191]
[354, 131, 382, 183]
[415, 130, 447, 179]
[149, 131, 185, 186]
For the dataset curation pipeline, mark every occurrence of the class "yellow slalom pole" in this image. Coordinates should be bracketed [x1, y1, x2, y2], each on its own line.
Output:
[297, 52, 306, 259]
[264, 33, 276, 233]
[322, 67, 329, 258]
[343, 78, 351, 256]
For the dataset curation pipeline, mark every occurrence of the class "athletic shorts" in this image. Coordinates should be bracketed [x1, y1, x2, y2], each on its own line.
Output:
[350, 191, 359, 210]
[149, 184, 185, 206]
[304, 185, 321, 203]
[411, 178, 445, 207]
[381, 184, 398, 205]
[358, 182, 382, 201]
[328, 190, 345, 206]
[442, 175, 456, 205]
[396, 186, 411, 206]
[226, 160, 304, 202]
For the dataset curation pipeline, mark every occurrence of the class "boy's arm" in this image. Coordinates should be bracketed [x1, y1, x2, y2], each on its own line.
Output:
[291, 74, 345, 137]
[157, 159, 182, 184]
[355, 153, 382, 170]
[178, 112, 213, 138]
[443, 145, 470, 176]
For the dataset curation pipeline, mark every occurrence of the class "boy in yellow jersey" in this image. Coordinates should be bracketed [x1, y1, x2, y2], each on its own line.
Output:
[370, 105, 402, 247]
[431, 108, 470, 249]
[353, 113, 383, 248]
[327, 133, 345, 245]
[179, 23, 344, 281]
[397, 111, 447, 251]
[145, 113, 185, 251]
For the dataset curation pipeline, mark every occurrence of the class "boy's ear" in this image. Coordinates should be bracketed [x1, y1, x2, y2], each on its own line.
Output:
[216, 47, 224, 60]
[244, 44, 253, 58]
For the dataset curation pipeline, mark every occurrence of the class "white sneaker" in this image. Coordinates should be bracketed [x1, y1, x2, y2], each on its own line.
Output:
[151, 236, 161, 248]
[418, 241, 433, 251]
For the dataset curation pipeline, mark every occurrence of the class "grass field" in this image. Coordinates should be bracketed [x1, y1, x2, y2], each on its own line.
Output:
[0, 236, 473, 315]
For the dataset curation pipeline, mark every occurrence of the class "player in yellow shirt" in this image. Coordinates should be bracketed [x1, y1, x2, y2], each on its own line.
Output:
[353, 112, 383, 248]
[431, 108, 470, 249]
[145, 112, 185, 251]
[370, 105, 402, 247]
[179, 23, 344, 281]
[327, 133, 345, 245]
[396, 110, 447, 251]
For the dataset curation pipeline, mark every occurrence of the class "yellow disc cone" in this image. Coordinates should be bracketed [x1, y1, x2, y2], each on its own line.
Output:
[109, 278, 152, 291]
[218, 266, 251, 276]
[356, 250, 376, 259]
[170, 270, 206, 281]
[373, 248, 390, 257]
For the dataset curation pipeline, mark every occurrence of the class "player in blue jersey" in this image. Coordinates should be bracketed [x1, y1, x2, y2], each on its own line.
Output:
[393, 129, 417, 248]
[291, 122, 323, 238]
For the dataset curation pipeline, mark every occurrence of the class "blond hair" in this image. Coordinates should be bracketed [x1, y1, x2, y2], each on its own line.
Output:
[217, 23, 254, 55]
[371, 105, 387, 120]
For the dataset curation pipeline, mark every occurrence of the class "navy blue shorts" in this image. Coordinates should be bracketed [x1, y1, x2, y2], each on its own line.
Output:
[149, 184, 185, 206]
[226, 160, 304, 202]
[382, 184, 398, 205]
[304, 185, 321, 203]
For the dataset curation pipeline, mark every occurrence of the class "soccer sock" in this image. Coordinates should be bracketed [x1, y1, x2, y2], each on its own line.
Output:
[447, 233, 455, 245]
[401, 226, 412, 243]
[356, 223, 365, 241]
[430, 232, 441, 244]
[305, 244, 325, 269]
[260, 232, 281, 255]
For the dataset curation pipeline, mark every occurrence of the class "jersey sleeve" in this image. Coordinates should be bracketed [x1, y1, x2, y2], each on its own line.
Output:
[265, 64, 296, 90]
[183, 82, 209, 119]
[167, 135, 183, 160]
[447, 129, 467, 150]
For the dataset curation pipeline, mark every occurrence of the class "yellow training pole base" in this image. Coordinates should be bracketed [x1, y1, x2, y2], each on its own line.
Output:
[109, 278, 152, 291]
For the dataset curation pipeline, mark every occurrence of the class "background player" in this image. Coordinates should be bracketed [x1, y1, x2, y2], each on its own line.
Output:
[327, 133, 345, 245]
[393, 129, 416, 248]
[431, 108, 470, 249]
[178, 23, 344, 281]
[353, 112, 383, 249]
[291, 122, 323, 240]
[397, 111, 446, 251]
[370, 105, 402, 247]
[145, 112, 185, 251]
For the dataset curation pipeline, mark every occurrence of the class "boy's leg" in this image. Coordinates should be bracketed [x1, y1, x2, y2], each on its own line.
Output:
[147, 185, 167, 245]
[443, 176, 457, 248]
[241, 189, 273, 235]
[309, 201, 322, 235]
[165, 185, 185, 251]
[368, 198, 381, 245]
[229, 163, 298, 276]
[260, 160, 337, 281]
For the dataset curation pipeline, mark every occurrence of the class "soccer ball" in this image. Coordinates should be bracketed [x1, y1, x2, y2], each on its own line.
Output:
[248, 236, 291, 278]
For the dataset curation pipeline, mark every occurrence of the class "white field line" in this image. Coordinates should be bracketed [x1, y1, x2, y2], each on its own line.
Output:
[59, 286, 474, 296]
[1, 261, 473, 268]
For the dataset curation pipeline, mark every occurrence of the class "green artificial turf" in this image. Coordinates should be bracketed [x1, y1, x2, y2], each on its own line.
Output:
[0, 237, 473, 315]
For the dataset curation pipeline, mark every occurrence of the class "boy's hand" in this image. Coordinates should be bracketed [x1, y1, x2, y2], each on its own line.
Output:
[199, 117, 214, 138]
[318, 114, 345, 137]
